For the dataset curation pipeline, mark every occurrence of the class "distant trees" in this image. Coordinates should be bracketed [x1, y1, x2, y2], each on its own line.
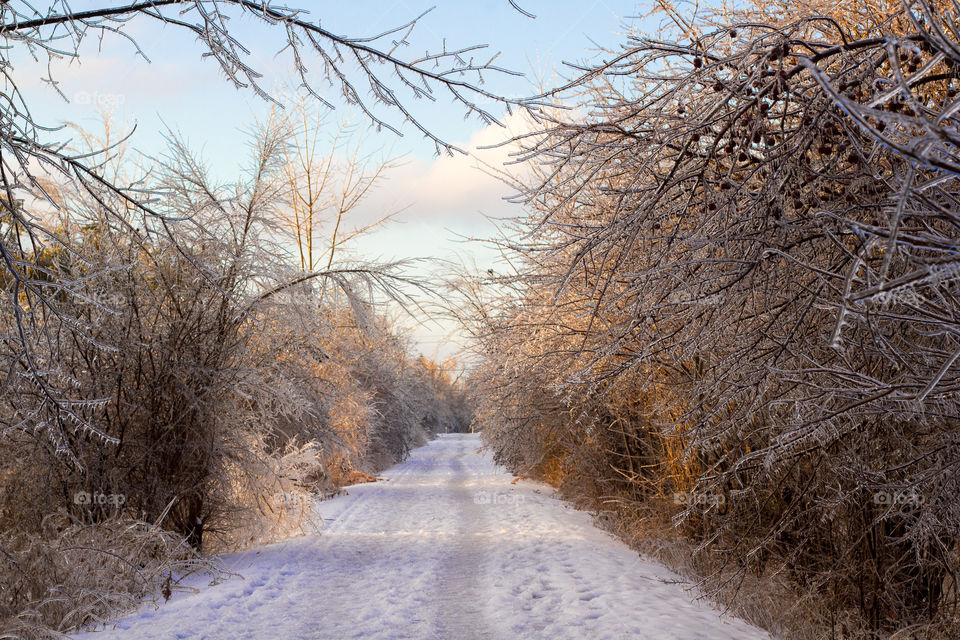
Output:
[469, 1, 960, 637]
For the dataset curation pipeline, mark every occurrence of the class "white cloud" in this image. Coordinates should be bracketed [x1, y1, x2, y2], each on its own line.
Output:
[345, 110, 538, 233]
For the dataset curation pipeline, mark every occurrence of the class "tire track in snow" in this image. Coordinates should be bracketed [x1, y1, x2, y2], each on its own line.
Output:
[430, 438, 493, 639]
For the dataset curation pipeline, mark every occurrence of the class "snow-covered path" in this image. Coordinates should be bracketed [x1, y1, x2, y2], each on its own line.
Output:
[75, 434, 772, 640]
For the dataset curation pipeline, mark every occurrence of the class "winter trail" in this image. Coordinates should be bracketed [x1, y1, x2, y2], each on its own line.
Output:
[74, 434, 772, 640]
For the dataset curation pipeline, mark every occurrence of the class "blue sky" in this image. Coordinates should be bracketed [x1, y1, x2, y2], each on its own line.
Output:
[17, 1, 644, 161]
[12, 0, 652, 359]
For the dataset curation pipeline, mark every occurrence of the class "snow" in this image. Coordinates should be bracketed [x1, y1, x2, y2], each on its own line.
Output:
[73, 434, 774, 639]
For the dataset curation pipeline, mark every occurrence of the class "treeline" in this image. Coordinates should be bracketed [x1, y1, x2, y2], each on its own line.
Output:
[465, 1, 960, 638]
[0, 118, 471, 637]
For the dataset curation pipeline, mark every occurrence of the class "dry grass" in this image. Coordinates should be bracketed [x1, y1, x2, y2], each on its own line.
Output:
[0, 515, 216, 639]
[582, 495, 959, 640]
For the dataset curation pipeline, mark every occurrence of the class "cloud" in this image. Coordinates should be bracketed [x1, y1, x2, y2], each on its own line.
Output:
[408, 111, 533, 210]
[346, 110, 538, 233]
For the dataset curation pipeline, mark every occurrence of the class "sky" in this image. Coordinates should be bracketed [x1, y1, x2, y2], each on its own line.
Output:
[11, 0, 656, 361]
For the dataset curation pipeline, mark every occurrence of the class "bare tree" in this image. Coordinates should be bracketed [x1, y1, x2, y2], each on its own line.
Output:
[469, 1, 960, 635]
[0, 1, 535, 453]
[0, 109, 475, 633]
[276, 102, 400, 274]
